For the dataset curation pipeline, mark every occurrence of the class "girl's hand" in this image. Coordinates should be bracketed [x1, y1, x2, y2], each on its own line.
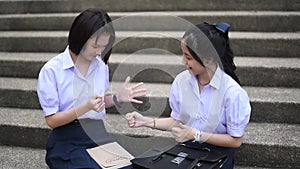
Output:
[171, 123, 196, 142]
[117, 76, 147, 104]
[126, 111, 148, 128]
[87, 94, 105, 112]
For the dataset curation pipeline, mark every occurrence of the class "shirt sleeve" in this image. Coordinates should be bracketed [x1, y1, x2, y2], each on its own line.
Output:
[169, 80, 181, 120]
[37, 65, 59, 116]
[225, 86, 251, 137]
[105, 64, 109, 91]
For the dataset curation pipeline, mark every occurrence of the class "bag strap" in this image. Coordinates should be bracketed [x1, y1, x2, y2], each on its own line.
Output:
[165, 144, 227, 163]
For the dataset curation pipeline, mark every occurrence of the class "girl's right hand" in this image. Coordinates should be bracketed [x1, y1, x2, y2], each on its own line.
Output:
[126, 111, 147, 128]
[87, 94, 105, 112]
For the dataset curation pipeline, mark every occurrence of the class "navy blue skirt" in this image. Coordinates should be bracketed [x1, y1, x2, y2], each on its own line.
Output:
[45, 119, 132, 169]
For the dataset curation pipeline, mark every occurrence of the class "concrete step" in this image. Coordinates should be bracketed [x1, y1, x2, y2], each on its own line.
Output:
[0, 145, 274, 169]
[0, 0, 298, 168]
[107, 54, 300, 88]
[0, 108, 299, 168]
[0, 52, 299, 88]
[0, 0, 299, 14]
[0, 146, 47, 169]
[1, 11, 299, 32]
[0, 31, 299, 57]
[0, 77, 299, 124]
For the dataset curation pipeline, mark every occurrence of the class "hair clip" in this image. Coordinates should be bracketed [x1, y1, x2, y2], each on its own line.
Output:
[213, 22, 230, 33]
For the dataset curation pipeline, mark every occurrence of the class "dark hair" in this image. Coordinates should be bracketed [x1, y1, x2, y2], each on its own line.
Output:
[68, 8, 115, 64]
[182, 22, 240, 84]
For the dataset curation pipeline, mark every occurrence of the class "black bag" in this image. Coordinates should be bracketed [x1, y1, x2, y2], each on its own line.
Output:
[131, 143, 227, 169]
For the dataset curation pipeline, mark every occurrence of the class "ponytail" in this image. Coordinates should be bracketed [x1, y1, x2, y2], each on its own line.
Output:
[213, 22, 240, 84]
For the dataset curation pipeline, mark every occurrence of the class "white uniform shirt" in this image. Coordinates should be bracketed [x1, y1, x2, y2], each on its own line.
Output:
[169, 66, 251, 137]
[37, 46, 109, 120]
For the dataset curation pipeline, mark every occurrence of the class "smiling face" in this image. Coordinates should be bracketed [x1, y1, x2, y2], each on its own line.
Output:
[79, 33, 111, 62]
[181, 39, 207, 76]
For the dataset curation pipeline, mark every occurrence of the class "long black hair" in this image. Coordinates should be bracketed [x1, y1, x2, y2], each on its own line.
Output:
[68, 8, 115, 64]
[182, 22, 240, 84]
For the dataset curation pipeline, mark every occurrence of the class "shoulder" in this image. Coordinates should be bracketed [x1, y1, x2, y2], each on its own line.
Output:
[39, 53, 65, 79]
[223, 73, 249, 101]
[174, 70, 191, 83]
[170, 70, 190, 94]
[42, 53, 63, 70]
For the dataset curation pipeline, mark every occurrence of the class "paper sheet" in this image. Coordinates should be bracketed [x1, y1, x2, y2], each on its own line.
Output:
[86, 142, 134, 169]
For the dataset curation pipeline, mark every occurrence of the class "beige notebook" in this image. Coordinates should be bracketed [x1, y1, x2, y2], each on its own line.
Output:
[86, 142, 134, 169]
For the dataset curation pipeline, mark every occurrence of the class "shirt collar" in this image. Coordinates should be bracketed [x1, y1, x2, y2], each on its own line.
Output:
[62, 46, 103, 71]
[210, 65, 223, 90]
[188, 65, 223, 90]
[62, 46, 75, 70]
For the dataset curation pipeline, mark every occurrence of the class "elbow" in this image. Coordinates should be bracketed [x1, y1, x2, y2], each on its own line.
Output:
[232, 137, 243, 148]
[233, 141, 242, 148]
[45, 115, 57, 129]
[46, 119, 55, 128]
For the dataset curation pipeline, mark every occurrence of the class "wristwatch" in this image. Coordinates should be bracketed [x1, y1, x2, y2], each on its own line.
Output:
[113, 94, 123, 108]
[194, 130, 202, 143]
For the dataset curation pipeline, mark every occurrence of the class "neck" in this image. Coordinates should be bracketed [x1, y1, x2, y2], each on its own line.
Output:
[197, 63, 217, 86]
[69, 50, 90, 77]
[197, 73, 210, 86]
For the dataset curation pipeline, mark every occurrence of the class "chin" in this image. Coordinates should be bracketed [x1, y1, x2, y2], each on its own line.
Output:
[187, 69, 195, 75]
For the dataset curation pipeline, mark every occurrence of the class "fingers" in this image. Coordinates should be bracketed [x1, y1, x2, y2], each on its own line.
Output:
[90, 95, 105, 112]
[131, 82, 144, 89]
[95, 97, 103, 104]
[132, 88, 147, 97]
[172, 126, 185, 142]
[130, 98, 143, 104]
[125, 113, 132, 119]
[123, 76, 130, 87]
[131, 83, 147, 97]
[126, 111, 142, 128]
[96, 102, 105, 112]
[171, 126, 180, 133]
[125, 112, 135, 120]
[127, 114, 136, 128]
[130, 88, 147, 104]
[171, 123, 193, 142]
[119, 77, 147, 103]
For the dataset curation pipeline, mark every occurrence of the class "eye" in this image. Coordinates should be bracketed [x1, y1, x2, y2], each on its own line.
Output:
[183, 54, 192, 60]
[92, 45, 99, 49]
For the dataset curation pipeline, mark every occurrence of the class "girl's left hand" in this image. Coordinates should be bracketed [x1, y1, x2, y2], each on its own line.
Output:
[117, 76, 147, 104]
[171, 123, 196, 142]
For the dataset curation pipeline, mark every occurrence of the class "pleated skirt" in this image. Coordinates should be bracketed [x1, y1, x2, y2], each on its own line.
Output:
[45, 119, 131, 169]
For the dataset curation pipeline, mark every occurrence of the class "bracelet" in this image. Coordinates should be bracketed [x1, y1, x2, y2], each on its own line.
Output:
[153, 118, 156, 129]
[113, 94, 123, 108]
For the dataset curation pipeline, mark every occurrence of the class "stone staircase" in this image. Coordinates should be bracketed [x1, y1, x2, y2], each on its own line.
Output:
[0, 0, 299, 168]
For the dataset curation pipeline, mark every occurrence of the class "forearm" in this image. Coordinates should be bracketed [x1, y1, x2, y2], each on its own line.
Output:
[178, 128, 243, 148]
[201, 132, 243, 148]
[45, 102, 90, 128]
[144, 117, 179, 131]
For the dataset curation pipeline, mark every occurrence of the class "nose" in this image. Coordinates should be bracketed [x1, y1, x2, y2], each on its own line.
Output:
[96, 47, 105, 56]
